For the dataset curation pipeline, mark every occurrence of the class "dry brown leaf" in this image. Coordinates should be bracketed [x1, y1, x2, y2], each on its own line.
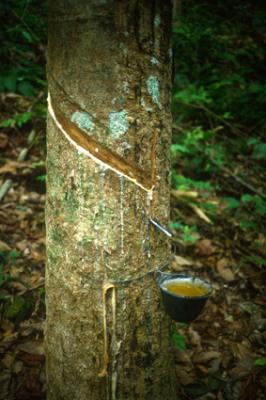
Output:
[31, 249, 45, 262]
[196, 238, 217, 256]
[0, 333, 18, 353]
[175, 348, 193, 365]
[231, 340, 252, 361]
[16, 240, 29, 252]
[0, 239, 11, 252]
[17, 340, 44, 356]
[174, 255, 193, 266]
[192, 351, 221, 364]
[188, 326, 202, 349]
[30, 273, 44, 286]
[216, 258, 235, 281]
[171, 255, 194, 272]
[175, 368, 197, 385]
[1, 319, 15, 333]
[0, 161, 29, 175]
[10, 281, 27, 292]
[1, 353, 15, 369]
[20, 321, 44, 333]
[195, 364, 209, 374]
[230, 356, 256, 379]
[13, 361, 24, 375]
[0, 133, 8, 149]
[208, 358, 221, 375]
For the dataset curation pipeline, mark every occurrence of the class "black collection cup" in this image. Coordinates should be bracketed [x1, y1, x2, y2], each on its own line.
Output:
[159, 274, 212, 323]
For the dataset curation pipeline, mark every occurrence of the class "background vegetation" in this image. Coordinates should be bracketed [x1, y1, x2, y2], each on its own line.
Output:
[171, 0, 266, 248]
[0, 0, 265, 399]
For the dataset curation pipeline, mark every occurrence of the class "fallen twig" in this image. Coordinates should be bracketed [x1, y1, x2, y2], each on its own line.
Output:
[0, 130, 36, 202]
[0, 179, 12, 202]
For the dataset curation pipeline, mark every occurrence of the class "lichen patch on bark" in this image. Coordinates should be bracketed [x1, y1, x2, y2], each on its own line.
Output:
[150, 57, 159, 65]
[154, 14, 161, 28]
[108, 110, 129, 139]
[146, 76, 161, 109]
[71, 111, 94, 133]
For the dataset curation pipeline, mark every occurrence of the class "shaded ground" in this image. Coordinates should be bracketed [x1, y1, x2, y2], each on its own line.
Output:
[0, 98, 265, 400]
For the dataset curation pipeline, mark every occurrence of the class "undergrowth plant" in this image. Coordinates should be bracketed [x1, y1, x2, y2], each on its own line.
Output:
[0, 0, 47, 138]
[0, 1, 47, 97]
[171, 0, 266, 243]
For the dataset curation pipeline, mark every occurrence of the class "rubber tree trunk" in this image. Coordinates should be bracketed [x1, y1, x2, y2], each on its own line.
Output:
[46, 1, 175, 399]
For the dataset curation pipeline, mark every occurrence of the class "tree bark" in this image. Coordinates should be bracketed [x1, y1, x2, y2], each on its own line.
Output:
[46, 1, 175, 399]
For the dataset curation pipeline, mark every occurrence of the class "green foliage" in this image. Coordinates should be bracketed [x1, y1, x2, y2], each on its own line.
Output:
[171, 328, 187, 351]
[252, 143, 266, 160]
[223, 197, 241, 210]
[255, 358, 266, 367]
[0, 249, 20, 288]
[172, 1, 266, 129]
[36, 174, 46, 182]
[246, 255, 266, 268]
[0, 249, 32, 323]
[0, 111, 32, 128]
[0, 263, 12, 288]
[171, 172, 214, 193]
[0, 0, 47, 157]
[171, 126, 226, 174]
[38, 286, 46, 306]
[174, 85, 212, 106]
[4, 296, 33, 324]
[172, 0, 266, 243]
[171, 222, 198, 245]
[223, 194, 266, 230]
[0, 0, 47, 97]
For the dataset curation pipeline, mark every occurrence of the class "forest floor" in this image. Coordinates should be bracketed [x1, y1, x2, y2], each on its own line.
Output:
[0, 97, 266, 400]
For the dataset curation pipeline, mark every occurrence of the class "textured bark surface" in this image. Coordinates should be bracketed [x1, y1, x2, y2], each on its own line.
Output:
[46, 1, 175, 399]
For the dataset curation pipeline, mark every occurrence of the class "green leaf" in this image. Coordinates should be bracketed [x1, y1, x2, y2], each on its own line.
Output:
[8, 249, 20, 260]
[4, 75, 17, 92]
[254, 358, 266, 367]
[36, 174, 46, 182]
[16, 111, 32, 127]
[241, 194, 254, 203]
[246, 256, 266, 268]
[252, 143, 266, 160]
[222, 111, 232, 119]
[4, 296, 32, 324]
[0, 264, 12, 287]
[17, 81, 35, 97]
[22, 30, 33, 43]
[254, 197, 266, 216]
[224, 197, 240, 210]
[171, 144, 190, 156]
[240, 220, 257, 230]
[170, 221, 183, 230]
[0, 118, 16, 128]
[182, 226, 198, 244]
[171, 331, 186, 351]
[247, 137, 260, 146]
[174, 85, 212, 105]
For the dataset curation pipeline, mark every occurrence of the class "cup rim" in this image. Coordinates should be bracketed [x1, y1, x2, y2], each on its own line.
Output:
[159, 274, 212, 299]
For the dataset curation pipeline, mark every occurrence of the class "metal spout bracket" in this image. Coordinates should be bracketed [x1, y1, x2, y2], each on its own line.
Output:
[149, 218, 173, 238]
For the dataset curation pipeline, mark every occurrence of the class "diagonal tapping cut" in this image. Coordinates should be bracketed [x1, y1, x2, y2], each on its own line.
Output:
[48, 92, 155, 194]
